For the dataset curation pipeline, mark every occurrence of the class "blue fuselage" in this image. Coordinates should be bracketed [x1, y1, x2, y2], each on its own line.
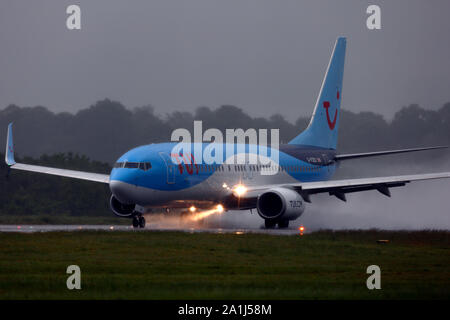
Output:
[109, 143, 337, 209]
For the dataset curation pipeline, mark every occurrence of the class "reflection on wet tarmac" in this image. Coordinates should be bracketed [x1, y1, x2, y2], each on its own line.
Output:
[0, 224, 302, 236]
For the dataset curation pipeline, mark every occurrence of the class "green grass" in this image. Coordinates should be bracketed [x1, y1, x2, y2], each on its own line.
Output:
[0, 230, 449, 299]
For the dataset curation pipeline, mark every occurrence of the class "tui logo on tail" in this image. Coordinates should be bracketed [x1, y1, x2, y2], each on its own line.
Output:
[323, 90, 340, 130]
[288, 37, 345, 149]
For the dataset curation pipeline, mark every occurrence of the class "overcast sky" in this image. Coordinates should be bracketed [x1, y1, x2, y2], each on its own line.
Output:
[1, 0, 449, 121]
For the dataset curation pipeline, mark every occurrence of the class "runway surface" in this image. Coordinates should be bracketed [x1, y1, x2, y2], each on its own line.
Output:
[0, 224, 303, 236]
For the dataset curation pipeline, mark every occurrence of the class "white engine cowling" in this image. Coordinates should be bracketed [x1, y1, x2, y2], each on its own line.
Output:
[110, 195, 135, 217]
[256, 187, 305, 221]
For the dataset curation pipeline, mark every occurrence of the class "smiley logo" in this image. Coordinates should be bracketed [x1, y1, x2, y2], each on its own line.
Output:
[323, 90, 339, 130]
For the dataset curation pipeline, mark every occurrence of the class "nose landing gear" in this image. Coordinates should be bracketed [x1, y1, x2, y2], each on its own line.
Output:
[132, 214, 146, 229]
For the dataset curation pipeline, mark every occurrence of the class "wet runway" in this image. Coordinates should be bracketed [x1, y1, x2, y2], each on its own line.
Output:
[0, 224, 303, 236]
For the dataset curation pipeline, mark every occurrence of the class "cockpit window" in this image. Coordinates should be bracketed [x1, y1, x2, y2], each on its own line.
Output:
[114, 161, 151, 171]
[114, 162, 124, 168]
[124, 162, 139, 168]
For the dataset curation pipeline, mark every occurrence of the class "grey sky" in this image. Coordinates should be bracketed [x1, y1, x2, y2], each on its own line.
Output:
[1, 0, 449, 121]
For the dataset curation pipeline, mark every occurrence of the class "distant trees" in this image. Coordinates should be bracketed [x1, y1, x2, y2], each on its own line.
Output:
[2, 99, 450, 164]
[2, 99, 450, 162]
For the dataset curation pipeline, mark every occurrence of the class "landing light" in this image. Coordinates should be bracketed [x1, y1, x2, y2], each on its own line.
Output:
[299, 225, 305, 236]
[233, 184, 248, 197]
[216, 204, 224, 213]
[189, 206, 196, 213]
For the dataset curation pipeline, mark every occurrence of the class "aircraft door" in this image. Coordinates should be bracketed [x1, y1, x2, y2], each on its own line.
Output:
[322, 153, 330, 172]
[159, 152, 175, 184]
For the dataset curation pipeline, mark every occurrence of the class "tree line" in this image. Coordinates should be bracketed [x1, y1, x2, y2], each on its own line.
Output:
[1, 99, 450, 163]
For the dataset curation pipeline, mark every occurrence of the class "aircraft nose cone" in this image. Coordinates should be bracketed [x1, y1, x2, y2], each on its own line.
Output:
[109, 180, 133, 204]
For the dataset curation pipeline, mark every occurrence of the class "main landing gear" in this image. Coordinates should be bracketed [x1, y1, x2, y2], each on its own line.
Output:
[132, 214, 146, 229]
[264, 219, 277, 229]
[264, 219, 289, 229]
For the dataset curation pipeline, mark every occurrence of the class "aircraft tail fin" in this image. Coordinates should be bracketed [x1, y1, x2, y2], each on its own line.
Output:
[289, 37, 346, 149]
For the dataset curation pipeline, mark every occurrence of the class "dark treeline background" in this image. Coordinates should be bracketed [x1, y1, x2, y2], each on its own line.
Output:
[1, 99, 450, 219]
[2, 99, 450, 162]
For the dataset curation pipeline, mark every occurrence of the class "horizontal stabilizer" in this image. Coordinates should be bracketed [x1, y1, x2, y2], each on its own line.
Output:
[335, 146, 447, 161]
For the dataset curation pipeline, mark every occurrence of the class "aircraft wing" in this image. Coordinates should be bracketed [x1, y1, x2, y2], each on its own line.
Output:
[294, 172, 450, 202]
[8, 163, 110, 183]
[238, 171, 450, 204]
[5, 123, 110, 184]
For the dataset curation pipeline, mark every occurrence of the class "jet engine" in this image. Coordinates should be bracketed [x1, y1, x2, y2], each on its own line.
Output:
[110, 195, 135, 217]
[256, 187, 305, 221]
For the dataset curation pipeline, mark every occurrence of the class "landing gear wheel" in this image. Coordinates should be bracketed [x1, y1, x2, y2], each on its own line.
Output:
[278, 220, 289, 228]
[138, 216, 146, 228]
[132, 216, 139, 228]
[264, 219, 277, 229]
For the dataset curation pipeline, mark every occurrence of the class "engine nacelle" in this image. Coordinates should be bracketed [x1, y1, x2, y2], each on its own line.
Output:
[110, 195, 135, 217]
[256, 187, 305, 221]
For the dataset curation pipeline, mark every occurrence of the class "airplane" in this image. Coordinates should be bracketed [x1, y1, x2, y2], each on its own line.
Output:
[5, 37, 450, 229]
